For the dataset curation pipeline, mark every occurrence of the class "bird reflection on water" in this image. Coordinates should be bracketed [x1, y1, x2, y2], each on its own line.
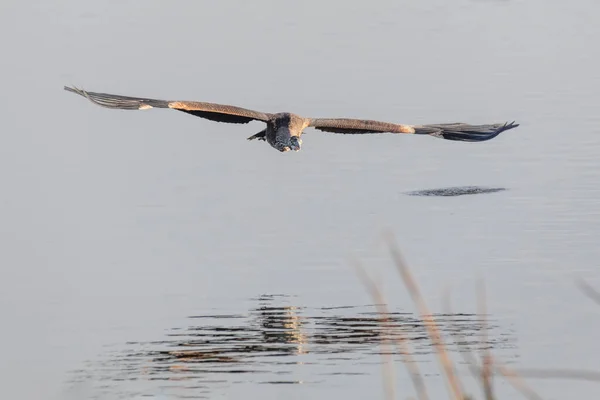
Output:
[71, 295, 515, 398]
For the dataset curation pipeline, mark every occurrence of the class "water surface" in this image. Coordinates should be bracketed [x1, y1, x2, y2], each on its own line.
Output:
[70, 295, 514, 398]
[1, 1, 600, 399]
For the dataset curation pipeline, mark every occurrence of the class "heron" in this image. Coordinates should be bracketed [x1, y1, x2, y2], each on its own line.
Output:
[64, 86, 518, 153]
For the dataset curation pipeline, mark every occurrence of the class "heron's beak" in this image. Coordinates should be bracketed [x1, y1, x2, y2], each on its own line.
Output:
[289, 138, 302, 152]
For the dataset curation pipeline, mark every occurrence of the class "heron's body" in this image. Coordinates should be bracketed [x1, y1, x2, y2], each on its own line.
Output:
[64, 86, 519, 152]
[248, 113, 310, 152]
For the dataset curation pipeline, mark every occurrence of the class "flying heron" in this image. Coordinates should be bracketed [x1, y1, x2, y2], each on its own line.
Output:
[64, 86, 518, 153]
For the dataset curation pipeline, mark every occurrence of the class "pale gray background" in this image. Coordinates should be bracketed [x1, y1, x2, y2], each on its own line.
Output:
[1, 0, 600, 399]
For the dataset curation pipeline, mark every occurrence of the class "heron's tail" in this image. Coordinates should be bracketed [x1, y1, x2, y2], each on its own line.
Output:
[64, 86, 171, 110]
[413, 121, 519, 142]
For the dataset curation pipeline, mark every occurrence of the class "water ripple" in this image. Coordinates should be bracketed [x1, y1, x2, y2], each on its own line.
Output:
[70, 295, 515, 399]
[406, 186, 507, 197]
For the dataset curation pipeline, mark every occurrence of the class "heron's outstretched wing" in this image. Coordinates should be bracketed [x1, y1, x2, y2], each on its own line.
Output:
[411, 121, 519, 142]
[64, 86, 272, 124]
[309, 118, 415, 134]
[309, 118, 519, 142]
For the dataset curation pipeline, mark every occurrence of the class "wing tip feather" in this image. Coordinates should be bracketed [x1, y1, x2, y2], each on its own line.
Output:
[415, 120, 520, 142]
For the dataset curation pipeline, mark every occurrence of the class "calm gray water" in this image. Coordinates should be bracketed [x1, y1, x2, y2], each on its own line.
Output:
[2, 1, 600, 399]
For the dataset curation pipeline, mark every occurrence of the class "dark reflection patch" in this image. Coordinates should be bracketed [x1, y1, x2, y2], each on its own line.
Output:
[69, 295, 516, 399]
[406, 186, 507, 197]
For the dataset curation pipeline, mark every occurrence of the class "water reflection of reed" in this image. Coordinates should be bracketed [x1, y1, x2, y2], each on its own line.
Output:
[72, 295, 514, 398]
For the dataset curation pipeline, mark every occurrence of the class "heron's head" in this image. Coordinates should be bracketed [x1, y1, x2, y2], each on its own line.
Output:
[276, 136, 302, 152]
[270, 113, 307, 152]
[289, 136, 302, 151]
[272, 131, 302, 152]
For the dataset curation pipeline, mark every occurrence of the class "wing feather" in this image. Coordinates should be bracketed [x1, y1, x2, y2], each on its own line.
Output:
[309, 117, 519, 142]
[309, 118, 415, 134]
[412, 121, 520, 142]
[64, 86, 271, 124]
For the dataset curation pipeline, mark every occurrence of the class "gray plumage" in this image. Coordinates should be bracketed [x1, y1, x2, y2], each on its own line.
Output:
[64, 86, 519, 153]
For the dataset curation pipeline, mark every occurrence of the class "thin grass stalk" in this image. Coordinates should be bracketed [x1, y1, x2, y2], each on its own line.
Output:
[509, 368, 600, 382]
[492, 358, 544, 400]
[576, 279, 600, 306]
[385, 234, 465, 400]
[352, 259, 430, 400]
[477, 279, 494, 400]
[442, 288, 486, 385]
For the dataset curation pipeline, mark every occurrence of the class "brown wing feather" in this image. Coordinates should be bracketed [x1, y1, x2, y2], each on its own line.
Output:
[168, 101, 271, 123]
[64, 86, 271, 124]
[309, 117, 519, 142]
[309, 118, 415, 134]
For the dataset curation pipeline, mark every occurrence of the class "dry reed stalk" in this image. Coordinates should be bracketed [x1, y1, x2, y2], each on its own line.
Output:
[361, 235, 600, 400]
[492, 359, 544, 400]
[442, 289, 485, 385]
[500, 279, 600, 385]
[352, 259, 430, 400]
[371, 235, 600, 400]
[442, 285, 545, 400]
[509, 368, 600, 382]
[477, 279, 494, 400]
[575, 278, 600, 307]
[384, 233, 466, 400]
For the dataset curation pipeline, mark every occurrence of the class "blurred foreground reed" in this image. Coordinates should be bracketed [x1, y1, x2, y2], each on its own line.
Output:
[353, 232, 600, 400]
